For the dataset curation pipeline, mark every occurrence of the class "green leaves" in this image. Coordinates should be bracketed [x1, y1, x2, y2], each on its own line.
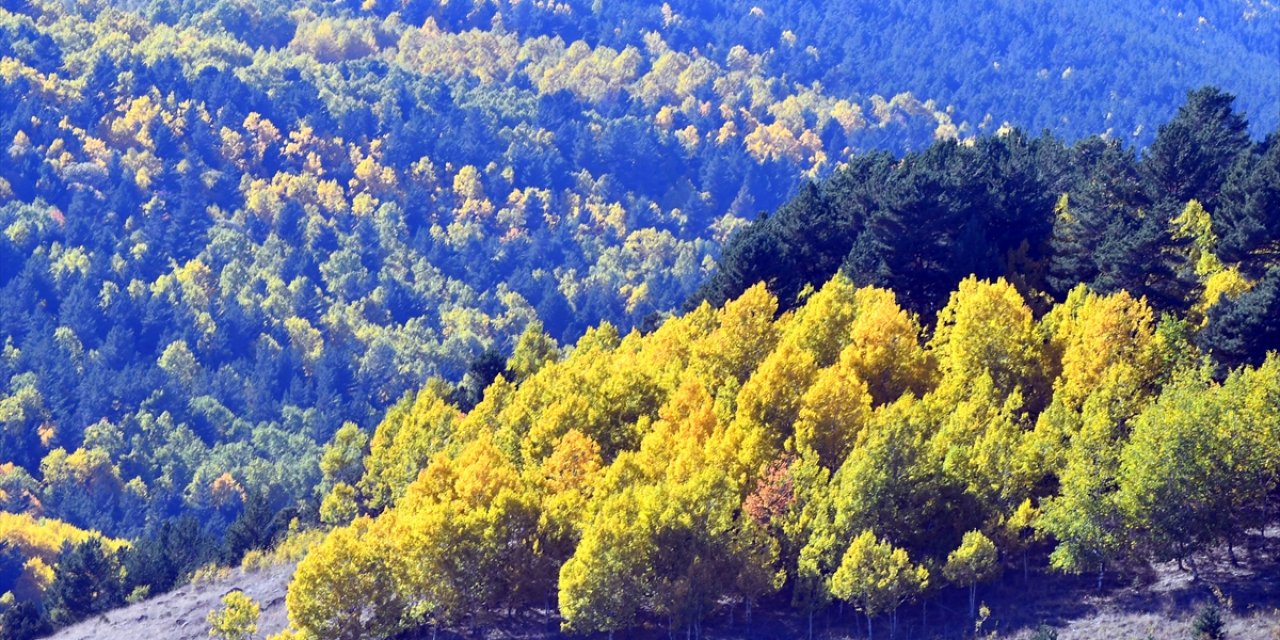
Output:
[284, 273, 1280, 636]
[829, 530, 928, 618]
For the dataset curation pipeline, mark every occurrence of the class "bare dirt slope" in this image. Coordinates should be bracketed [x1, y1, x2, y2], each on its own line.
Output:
[36, 531, 1280, 639]
[44, 563, 295, 640]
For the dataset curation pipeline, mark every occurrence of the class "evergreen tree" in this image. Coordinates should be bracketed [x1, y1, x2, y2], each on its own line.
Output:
[1142, 87, 1251, 213]
[0, 601, 52, 640]
[1198, 268, 1280, 371]
[1215, 134, 1280, 267]
[45, 539, 124, 626]
[220, 491, 277, 566]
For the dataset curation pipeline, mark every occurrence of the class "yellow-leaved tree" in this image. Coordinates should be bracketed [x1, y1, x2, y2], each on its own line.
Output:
[829, 529, 928, 640]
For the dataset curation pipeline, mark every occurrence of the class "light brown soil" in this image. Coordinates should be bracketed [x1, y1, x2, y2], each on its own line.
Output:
[43, 563, 295, 640]
[37, 529, 1280, 640]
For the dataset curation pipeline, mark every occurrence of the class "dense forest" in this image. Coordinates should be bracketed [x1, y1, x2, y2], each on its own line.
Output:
[280, 274, 1279, 638]
[0, 0, 1276, 636]
[283, 93, 1280, 637]
[696, 88, 1280, 370]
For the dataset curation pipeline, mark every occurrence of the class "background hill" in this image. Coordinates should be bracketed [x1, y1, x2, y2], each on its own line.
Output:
[0, 0, 1277, 636]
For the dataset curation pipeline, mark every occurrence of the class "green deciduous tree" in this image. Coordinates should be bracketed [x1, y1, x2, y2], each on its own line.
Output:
[829, 530, 928, 640]
[207, 590, 260, 640]
[942, 530, 999, 621]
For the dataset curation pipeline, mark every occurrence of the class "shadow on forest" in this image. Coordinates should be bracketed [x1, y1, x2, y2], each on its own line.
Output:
[394, 532, 1280, 639]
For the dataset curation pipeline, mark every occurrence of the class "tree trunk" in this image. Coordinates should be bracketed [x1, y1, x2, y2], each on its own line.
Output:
[969, 583, 977, 621]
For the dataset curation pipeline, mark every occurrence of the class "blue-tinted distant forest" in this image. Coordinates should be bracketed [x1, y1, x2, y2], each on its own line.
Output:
[0, 0, 1277, 635]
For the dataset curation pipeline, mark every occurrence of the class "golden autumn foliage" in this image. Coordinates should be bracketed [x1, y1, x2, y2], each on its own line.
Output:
[0, 513, 126, 600]
[281, 271, 1280, 636]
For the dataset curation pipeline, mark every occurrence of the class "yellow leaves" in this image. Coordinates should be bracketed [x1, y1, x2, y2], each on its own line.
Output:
[536, 430, 604, 548]
[207, 590, 260, 640]
[838, 287, 932, 405]
[48, 244, 91, 285]
[314, 180, 348, 215]
[384, 437, 545, 626]
[942, 530, 999, 587]
[438, 165, 494, 245]
[641, 374, 718, 486]
[829, 530, 928, 617]
[452, 434, 521, 509]
[588, 200, 627, 237]
[929, 373, 1032, 514]
[242, 178, 282, 221]
[319, 483, 359, 527]
[623, 281, 650, 315]
[525, 38, 640, 103]
[716, 119, 740, 145]
[398, 18, 521, 86]
[219, 126, 247, 169]
[283, 316, 324, 368]
[743, 121, 804, 163]
[736, 341, 818, 438]
[794, 362, 872, 470]
[538, 430, 603, 499]
[830, 99, 866, 134]
[286, 516, 402, 639]
[1170, 199, 1218, 274]
[0, 58, 71, 102]
[41, 447, 123, 495]
[290, 17, 378, 63]
[361, 383, 461, 510]
[1043, 285, 1159, 412]
[122, 147, 161, 192]
[18, 556, 53, 601]
[108, 94, 163, 149]
[0, 512, 126, 600]
[1197, 267, 1253, 318]
[691, 283, 779, 386]
[157, 339, 199, 387]
[242, 113, 280, 166]
[37, 423, 56, 449]
[931, 277, 1043, 404]
[354, 156, 396, 195]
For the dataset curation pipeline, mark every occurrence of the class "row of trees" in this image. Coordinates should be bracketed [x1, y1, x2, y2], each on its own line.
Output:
[697, 89, 1280, 371]
[355, 0, 1278, 146]
[284, 274, 1280, 637]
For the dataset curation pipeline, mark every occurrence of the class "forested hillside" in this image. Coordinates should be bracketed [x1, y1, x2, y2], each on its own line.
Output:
[0, 0, 964, 554]
[0, 0, 1277, 636]
[698, 89, 1280, 369]
[278, 94, 1280, 638]
[282, 274, 1280, 638]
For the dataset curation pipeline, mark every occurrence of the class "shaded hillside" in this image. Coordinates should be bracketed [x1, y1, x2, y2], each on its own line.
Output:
[46, 564, 294, 640]
[40, 537, 1280, 639]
